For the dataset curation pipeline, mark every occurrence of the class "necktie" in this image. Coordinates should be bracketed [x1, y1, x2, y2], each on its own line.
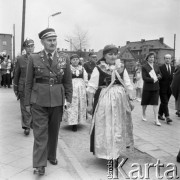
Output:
[167, 65, 170, 74]
[48, 53, 52, 66]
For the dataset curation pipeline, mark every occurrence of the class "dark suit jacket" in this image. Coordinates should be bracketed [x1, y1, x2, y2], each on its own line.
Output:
[159, 64, 175, 93]
[24, 50, 72, 107]
[142, 63, 161, 91]
[171, 66, 180, 100]
[83, 61, 96, 80]
[13, 54, 29, 92]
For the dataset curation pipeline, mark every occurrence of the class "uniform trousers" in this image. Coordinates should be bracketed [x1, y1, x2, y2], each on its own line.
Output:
[158, 90, 171, 117]
[31, 104, 63, 168]
[19, 92, 32, 129]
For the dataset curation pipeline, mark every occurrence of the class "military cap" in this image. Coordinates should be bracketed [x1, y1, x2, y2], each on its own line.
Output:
[103, 44, 118, 56]
[38, 28, 57, 39]
[23, 38, 34, 47]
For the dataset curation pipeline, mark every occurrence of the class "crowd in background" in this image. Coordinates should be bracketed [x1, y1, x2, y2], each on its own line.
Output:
[0, 54, 13, 88]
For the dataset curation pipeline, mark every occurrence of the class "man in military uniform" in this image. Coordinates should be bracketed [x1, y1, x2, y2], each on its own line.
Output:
[13, 38, 35, 135]
[24, 28, 72, 175]
[83, 52, 97, 80]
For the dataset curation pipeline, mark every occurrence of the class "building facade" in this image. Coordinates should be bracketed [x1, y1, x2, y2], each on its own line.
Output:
[119, 37, 174, 73]
[0, 33, 12, 59]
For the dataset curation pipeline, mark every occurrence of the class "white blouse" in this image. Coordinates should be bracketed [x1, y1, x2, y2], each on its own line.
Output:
[87, 66, 133, 94]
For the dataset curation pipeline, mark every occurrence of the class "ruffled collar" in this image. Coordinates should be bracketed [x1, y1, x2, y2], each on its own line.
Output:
[98, 61, 116, 75]
[70, 65, 83, 76]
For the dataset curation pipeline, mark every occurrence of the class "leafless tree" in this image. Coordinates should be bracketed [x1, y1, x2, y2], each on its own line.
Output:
[65, 25, 89, 51]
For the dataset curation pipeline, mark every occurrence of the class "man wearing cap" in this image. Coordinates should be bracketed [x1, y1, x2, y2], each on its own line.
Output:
[83, 52, 97, 80]
[13, 38, 35, 136]
[24, 28, 72, 175]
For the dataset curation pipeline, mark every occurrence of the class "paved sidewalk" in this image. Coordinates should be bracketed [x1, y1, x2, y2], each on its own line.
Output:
[0, 87, 179, 179]
[0, 88, 80, 180]
[132, 97, 180, 165]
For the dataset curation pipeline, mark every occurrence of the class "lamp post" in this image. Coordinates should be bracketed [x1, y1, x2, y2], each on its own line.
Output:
[48, 12, 61, 28]
[21, 0, 26, 52]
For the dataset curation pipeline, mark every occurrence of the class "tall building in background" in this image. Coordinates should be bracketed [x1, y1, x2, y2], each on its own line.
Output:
[0, 33, 12, 59]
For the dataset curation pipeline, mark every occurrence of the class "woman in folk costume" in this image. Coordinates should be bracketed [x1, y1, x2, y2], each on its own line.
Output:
[64, 54, 88, 131]
[87, 45, 134, 175]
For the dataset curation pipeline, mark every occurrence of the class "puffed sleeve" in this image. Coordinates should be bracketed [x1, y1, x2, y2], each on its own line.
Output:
[86, 67, 99, 94]
[83, 67, 88, 86]
[123, 68, 133, 91]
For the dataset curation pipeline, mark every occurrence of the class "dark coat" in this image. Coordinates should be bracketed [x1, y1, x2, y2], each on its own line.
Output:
[142, 63, 161, 91]
[24, 50, 72, 107]
[159, 64, 175, 93]
[83, 61, 96, 80]
[13, 54, 29, 92]
[171, 66, 180, 100]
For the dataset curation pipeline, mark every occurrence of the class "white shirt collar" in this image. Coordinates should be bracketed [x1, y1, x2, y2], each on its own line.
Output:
[44, 50, 56, 59]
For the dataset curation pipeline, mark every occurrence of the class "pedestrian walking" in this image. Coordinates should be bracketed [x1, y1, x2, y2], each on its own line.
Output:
[64, 54, 88, 131]
[5, 55, 12, 88]
[158, 54, 174, 124]
[141, 52, 162, 126]
[24, 28, 72, 175]
[87, 44, 134, 177]
[133, 63, 143, 102]
[13, 38, 35, 135]
[1, 55, 8, 87]
[83, 52, 97, 80]
[171, 58, 180, 118]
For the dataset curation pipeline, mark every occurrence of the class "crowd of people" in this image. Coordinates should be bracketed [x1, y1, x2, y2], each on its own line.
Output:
[0, 54, 13, 88]
[9, 27, 179, 176]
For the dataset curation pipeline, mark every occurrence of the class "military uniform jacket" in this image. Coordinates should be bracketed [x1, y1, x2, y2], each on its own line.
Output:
[24, 50, 72, 107]
[13, 54, 29, 92]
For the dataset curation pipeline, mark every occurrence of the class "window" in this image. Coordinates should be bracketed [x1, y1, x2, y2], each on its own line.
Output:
[3, 41, 7, 45]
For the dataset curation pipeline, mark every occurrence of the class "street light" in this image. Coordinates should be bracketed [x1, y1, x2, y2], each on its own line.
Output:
[48, 11, 61, 28]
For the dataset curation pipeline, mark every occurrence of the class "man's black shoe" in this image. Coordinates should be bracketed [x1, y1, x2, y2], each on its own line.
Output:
[34, 167, 45, 175]
[176, 111, 180, 116]
[72, 125, 77, 132]
[24, 128, 30, 135]
[158, 115, 165, 121]
[166, 117, 173, 124]
[48, 159, 58, 165]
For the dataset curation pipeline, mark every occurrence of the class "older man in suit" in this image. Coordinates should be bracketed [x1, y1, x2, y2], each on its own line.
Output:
[158, 54, 175, 124]
[13, 38, 34, 135]
[24, 28, 72, 175]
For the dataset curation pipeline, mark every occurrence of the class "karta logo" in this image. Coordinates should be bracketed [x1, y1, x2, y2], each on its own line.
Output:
[107, 158, 179, 179]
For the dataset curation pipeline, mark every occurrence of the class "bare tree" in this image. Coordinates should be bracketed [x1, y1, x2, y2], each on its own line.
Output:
[65, 25, 89, 51]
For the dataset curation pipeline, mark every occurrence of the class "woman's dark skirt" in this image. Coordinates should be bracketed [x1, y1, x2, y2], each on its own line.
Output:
[141, 90, 159, 105]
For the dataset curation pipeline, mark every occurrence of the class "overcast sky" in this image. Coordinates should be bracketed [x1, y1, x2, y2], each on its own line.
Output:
[1, 0, 180, 58]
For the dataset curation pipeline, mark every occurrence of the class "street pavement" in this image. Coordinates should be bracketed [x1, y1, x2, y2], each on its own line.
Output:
[0, 87, 180, 180]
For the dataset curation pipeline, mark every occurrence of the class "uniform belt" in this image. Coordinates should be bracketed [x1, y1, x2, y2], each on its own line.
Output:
[36, 78, 61, 85]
